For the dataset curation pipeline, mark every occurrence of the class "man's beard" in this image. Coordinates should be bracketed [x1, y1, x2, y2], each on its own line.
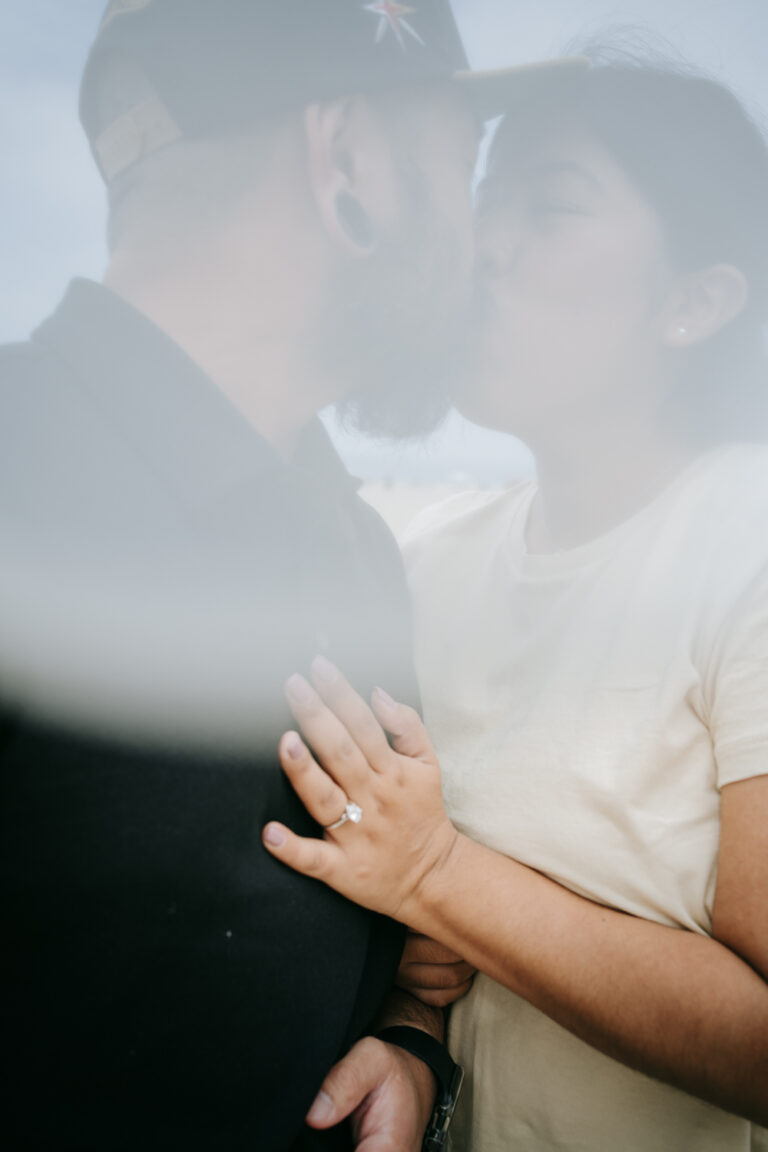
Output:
[322, 166, 471, 441]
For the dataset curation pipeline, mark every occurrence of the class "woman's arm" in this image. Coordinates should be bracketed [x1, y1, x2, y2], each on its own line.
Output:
[411, 778, 768, 1125]
[263, 663, 768, 1126]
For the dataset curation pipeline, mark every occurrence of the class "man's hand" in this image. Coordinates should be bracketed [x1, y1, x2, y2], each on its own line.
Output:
[397, 932, 477, 1008]
[306, 1036, 436, 1152]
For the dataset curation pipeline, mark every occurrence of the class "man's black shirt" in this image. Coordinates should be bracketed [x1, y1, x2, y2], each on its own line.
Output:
[0, 281, 417, 1150]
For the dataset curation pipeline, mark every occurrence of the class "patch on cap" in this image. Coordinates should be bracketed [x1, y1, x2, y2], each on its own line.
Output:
[100, 0, 153, 33]
[363, 2, 425, 51]
[90, 58, 181, 183]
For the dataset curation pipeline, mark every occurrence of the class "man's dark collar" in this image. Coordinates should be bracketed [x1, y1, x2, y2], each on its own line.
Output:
[32, 278, 360, 514]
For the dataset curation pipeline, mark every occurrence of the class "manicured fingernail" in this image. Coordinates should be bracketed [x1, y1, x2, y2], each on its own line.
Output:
[286, 674, 314, 706]
[312, 655, 339, 686]
[306, 1091, 335, 1126]
[373, 687, 397, 711]
[284, 733, 304, 761]
[264, 824, 286, 848]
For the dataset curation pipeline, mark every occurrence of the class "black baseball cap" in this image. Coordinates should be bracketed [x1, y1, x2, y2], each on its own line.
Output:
[80, 0, 586, 184]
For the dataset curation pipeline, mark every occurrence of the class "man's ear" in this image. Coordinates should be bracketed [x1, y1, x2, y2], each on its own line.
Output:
[665, 264, 749, 349]
[304, 98, 392, 258]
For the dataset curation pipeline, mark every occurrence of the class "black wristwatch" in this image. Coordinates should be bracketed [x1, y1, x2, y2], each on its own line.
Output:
[377, 1026, 464, 1151]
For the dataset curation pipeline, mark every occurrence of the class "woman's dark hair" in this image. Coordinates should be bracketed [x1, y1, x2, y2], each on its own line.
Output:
[489, 43, 768, 437]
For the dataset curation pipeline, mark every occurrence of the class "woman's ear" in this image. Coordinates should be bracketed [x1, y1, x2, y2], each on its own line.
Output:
[304, 99, 380, 258]
[665, 264, 749, 349]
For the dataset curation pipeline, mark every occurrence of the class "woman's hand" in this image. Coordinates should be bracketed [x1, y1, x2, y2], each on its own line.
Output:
[397, 932, 477, 1008]
[262, 662, 768, 1125]
[262, 656, 460, 925]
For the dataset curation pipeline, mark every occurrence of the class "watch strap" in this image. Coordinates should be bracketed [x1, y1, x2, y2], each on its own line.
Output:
[376, 1025, 464, 1150]
[376, 1026, 455, 1095]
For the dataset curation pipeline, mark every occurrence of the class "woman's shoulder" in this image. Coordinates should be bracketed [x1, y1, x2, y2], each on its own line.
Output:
[700, 443, 768, 536]
[679, 445, 768, 649]
[401, 482, 534, 552]
[712, 440, 768, 481]
[661, 443, 768, 540]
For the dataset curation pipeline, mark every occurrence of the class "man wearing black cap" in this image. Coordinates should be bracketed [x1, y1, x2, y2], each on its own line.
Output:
[0, 2, 577, 1148]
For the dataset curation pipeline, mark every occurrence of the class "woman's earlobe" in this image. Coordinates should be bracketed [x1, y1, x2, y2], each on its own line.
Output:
[666, 264, 749, 349]
[667, 323, 692, 348]
[334, 191, 377, 254]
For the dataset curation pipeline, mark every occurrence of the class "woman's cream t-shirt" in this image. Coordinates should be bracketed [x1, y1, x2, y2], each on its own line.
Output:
[404, 445, 768, 1152]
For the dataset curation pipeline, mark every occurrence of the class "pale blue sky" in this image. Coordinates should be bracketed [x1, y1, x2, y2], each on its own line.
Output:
[2, 1, 766, 482]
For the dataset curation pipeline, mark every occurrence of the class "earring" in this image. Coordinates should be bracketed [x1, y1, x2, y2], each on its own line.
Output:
[335, 192, 376, 252]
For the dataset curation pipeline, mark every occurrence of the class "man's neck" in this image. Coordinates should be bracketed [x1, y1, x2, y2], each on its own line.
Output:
[103, 258, 332, 460]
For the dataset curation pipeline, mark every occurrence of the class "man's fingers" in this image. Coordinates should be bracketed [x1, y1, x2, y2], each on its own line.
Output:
[310, 656, 393, 770]
[278, 732, 350, 830]
[398, 979, 475, 1009]
[262, 822, 340, 881]
[397, 932, 477, 1005]
[306, 1037, 389, 1130]
[402, 932, 466, 966]
[399, 959, 477, 990]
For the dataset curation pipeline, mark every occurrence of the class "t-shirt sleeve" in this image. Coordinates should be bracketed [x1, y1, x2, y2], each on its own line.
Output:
[708, 566, 768, 789]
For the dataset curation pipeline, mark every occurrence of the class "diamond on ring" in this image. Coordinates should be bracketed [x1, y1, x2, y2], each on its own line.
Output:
[326, 802, 363, 831]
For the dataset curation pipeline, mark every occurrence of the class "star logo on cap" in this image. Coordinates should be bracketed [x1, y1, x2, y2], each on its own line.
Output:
[363, 2, 425, 50]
